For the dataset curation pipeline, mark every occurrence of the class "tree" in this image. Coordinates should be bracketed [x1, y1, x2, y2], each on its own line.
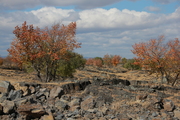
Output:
[0, 56, 3, 66]
[103, 54, 121, 67]
[85, 57, 103, 67]
[132, 36, 180, 86]
[103, 54, 112, 67]
[7, 21, 81, 82]
[123, 59, 141, 70]
[56, 51, 86, 77]
[111, 55, 121, 66]
[166, 38, 180, 86]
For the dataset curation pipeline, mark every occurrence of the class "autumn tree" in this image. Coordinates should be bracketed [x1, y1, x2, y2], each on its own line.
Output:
[111, 55, 121, 66]
[85, 58, 103, 67]
[103, 54, 121, 67]
[132, 36, 180, 86]
[8, 21, 81, 82]
[103, 54, 113, 67]
[166, 38, 180, 86]
[0, 56, 3, 66]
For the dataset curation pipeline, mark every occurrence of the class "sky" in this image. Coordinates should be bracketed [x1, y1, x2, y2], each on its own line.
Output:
[0, 0, 180, 58]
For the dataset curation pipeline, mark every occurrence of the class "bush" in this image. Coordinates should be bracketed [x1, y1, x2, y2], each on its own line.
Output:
[56, 52, 86, 78]
[0, 57, 3, 66]
[86, 57, 103, 67]
[123, 59, 141, 70]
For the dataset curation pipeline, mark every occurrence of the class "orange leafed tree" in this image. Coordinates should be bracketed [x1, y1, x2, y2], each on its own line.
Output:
[85, 58, 103, 67]
[132, 36, 180, 86]
[7, 21, 81, 82]
[103, 54, 121, 67]
[111, 55, 121, 66]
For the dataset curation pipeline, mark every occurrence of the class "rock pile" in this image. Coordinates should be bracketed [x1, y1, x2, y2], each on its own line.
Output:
[0, 78, 180, 120]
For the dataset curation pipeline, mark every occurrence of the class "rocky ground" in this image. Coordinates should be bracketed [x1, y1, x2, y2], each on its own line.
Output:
[0, 65, 180, 120]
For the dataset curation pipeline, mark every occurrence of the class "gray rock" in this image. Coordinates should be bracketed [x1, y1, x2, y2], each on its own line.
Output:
[55, 100, 69, 111]
[55, 112, 64, 120]
[0, 81, 13, 93]
[0, 93, 7, 102]
[163, 99, 175, 112]
[49, 86, 64, 99]
[1, 100, 15, 114]
[8, 89, 22, 100]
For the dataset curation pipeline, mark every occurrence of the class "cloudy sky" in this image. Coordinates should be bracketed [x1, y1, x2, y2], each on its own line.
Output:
[0, 0, 180, 58]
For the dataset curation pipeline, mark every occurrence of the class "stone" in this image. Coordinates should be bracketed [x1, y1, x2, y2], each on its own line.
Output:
[17, 103, 46, 118]
[68, 97, 81, 107]
[1, 100, 15, 114]
[0, 93, 7, 103]
[163, 99, 175, 112]
[8, 89, 22, 100]
[14, 97, 28, 106]
[0, 81, 13, 93]
[49, 86, 64, 99]
[29, 85, 36, 94]
[55, 112, 64, 120]
[55, 100, 69, 111]
[174, 110, 180, 118]
[0, 104, 3, 115]
[40, 111, 54, 120]
[81, 96, 96, 111]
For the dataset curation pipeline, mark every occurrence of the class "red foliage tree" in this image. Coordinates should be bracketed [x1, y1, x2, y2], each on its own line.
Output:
[111, 55, 121, 66]
[85, 58, 103, 67]
[7, 21, 81, 82]
[132, 36, 180, 86]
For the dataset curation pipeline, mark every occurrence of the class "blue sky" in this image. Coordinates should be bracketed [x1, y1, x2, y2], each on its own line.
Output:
[0, 0, 180, 58]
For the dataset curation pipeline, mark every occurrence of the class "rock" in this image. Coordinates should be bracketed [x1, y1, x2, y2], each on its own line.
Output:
[29, 85, 36, 94]
[13, 82, 30, 96]
[0, 93, 7, 103]
[8, 89, 22, 100]
[40, 111, 54, 120]
[55, 112, 64, 120]
[55, 100, 69, 111]
[17, 103, 46, 118]
[49, 86, 64, 99]
[14, 97, 28, 106]
[0, 81, 13, 93]
[174, 110, 180, 119]
[69, 97, 81, 106]
[1, 100, 15, 114]
[0, 104, 3, 115]
[163, 99, 175, 112]
[81, 96, 96, 111]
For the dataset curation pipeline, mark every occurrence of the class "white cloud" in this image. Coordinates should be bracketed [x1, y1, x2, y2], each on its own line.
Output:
[0, 0, 122, 10]
[145, 6, 161, 12]
[152, 0, 180, 4]
[0, 7, 180, 58]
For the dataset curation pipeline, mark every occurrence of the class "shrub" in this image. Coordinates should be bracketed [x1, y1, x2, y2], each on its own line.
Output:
[0, 57, 3, 66]
[123, 59, 141, 70]
[56, 52, 86, 78]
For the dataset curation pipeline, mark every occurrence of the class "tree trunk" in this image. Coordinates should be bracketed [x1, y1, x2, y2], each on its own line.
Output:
[172, 73, 179, 86]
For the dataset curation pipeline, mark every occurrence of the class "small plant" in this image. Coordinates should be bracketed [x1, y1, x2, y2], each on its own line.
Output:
[123, 59, 141, 70]
[0, 57, 3, 66]
[86, 57, 103, 67]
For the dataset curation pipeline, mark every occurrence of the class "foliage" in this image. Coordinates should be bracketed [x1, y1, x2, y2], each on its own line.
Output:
[86, 58, 103, 67]
[103, 54, 112, 67]
[111, 55, 121, 66]
[121, 57, 127, 65]
[0, 57, 3, 66]
[103, 54, 121, 67]
[123, 59, 141, 70]
[131, 35, 180, 86]
[7, 21, 81, 82]
[56, 52, 86, 77]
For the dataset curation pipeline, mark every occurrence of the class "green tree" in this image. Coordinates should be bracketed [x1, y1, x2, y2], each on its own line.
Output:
[123, 59, 141, 70]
